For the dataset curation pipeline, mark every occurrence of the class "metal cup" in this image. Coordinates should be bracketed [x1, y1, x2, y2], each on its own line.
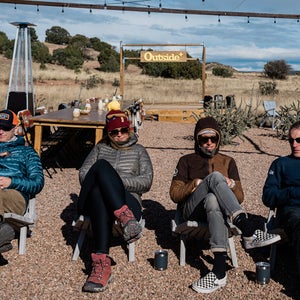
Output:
[256, 262, 270, 285]
[154, 250, 168, 270]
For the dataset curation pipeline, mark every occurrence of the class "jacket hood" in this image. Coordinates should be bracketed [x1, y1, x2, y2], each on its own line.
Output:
[194, 116, 221, 156]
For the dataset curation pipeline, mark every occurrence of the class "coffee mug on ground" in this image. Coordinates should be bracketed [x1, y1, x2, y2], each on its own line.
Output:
[154, 250, 168, 270]
[256, 261, 270, 285]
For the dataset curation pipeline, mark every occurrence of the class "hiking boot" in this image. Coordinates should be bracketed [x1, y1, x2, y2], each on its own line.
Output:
[114, 205, 142, 243]
[0, 222, 14, 253]
[243, 229, 281, 250]
[82, 253, 112, 293]
[192, 272, 227, 293]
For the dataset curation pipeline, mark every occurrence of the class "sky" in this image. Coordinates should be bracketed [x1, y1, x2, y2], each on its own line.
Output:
[0, 0, 300, 71]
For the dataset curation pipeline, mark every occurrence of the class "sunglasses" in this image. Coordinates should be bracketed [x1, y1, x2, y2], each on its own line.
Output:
[0, 126, 14, 132]
[198, 136, 218, 144]
[288, 137, 300, 144]
[109, 127, 129, 136]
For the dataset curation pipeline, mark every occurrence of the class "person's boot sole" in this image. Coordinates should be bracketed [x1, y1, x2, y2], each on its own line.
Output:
[0, 243, 13, 253]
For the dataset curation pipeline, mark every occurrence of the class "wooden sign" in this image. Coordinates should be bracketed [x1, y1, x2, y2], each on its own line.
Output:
[140, 51, 187, 62]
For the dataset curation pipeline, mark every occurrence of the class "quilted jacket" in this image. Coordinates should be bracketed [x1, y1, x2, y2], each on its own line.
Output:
[79, 133, 153, 204]
[0, 135, 44, 204]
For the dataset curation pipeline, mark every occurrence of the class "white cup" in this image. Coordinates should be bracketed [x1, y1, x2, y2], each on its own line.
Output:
[73, 108, 80, 118]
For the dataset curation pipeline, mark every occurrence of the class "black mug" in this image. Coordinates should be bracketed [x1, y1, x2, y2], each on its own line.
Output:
[256, 262, 270, 285]
[154, 250, 168, 270]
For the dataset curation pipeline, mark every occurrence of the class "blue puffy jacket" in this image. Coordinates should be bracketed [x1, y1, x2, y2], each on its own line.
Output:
[0, 135, 44, 204]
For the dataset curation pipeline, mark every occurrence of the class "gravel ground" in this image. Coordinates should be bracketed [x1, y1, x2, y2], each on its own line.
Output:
[0, 120, 299, 300]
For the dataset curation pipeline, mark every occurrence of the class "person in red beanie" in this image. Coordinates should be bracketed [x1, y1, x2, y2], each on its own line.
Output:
[77, 109, 153, 293]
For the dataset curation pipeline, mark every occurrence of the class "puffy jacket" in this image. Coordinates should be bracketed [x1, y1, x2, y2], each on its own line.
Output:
[263, 155, 300, 208]
[79, 133, 153, 204]
[0, 136, 44, 204]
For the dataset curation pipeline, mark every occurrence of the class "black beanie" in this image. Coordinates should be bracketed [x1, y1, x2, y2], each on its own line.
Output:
[194, 116, 221, 155]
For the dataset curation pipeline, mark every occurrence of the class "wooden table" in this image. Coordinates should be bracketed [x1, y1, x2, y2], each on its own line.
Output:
[30, 108, 106, 156]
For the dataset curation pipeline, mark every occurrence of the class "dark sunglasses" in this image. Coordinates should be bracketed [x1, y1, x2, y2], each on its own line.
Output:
[198, 136, 218, 144]
[0, 126, 14, 131]
[109, 127, 129, 136]
[288, 137, 300, 144]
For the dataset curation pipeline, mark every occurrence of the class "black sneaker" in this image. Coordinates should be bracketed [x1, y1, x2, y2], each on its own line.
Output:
[0, 222, 15, 253]
[243, 229, 281, 250]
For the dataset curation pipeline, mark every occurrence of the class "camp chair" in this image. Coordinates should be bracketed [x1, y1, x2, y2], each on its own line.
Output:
[3, 197, 37, 255]
[260, 100, 280, 130]
[72, 215, 145, 263]
[171, 208, 241, 267]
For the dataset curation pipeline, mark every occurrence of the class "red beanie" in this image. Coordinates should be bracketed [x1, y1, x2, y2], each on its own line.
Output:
[106, 110, 130, 132]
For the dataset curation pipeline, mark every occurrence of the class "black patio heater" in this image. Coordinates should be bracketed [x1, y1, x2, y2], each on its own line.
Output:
[6, 22, 35, 115]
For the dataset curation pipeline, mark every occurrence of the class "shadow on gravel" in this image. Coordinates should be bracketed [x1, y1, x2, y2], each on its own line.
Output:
[142, 199, 236, 272]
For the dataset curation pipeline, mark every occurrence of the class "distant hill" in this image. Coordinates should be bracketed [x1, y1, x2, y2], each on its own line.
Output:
[206, 62, 237, 72]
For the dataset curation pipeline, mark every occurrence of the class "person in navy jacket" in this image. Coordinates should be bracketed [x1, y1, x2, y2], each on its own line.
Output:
[263, 120, 300, 278]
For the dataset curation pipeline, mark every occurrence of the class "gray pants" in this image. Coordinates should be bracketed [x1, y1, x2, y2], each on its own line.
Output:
[182, 171, 244, 252]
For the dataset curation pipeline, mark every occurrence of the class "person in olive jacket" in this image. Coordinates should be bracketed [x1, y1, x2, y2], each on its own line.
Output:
[78, 109, 153, 293]
[0, 109, 44, 257]
[170, 116, 280, 294]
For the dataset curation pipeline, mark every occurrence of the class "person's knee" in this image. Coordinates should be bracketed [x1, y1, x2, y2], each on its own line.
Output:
[207, 171, 225, 185]
[204, 194, 220, 212]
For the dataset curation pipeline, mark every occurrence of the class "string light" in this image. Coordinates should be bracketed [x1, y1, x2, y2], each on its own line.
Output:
[37, 4, 39, 12]
[14, 3, 16, 9]
[104, 1, 107, 10]
[159, 0, 162, 10]
[218, 15, 221, 23]
[247, 16, 250, 23]
[274, 17, 276, 23]
[185, 14, 188, 22]
[148, 5, 150, 16]
[61, 6, 64, 13]
[297, 17, 299, 23]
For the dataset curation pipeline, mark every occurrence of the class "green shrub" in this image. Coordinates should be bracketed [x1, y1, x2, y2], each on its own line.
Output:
[112, 78, 120, 87]
[276, 100, 300, 139]
[264, 59, 292, 80]
[212, 67, 233, 78]
[191, 103, 258, 145]
[258, 81, 279, 96]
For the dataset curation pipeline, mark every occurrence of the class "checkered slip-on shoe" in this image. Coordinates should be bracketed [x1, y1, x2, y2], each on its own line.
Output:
[243, 229, 281, 250]
[192, 272, 227, 293]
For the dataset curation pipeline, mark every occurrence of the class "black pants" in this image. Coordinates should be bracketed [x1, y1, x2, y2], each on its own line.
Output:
[77, 159, 142, 254]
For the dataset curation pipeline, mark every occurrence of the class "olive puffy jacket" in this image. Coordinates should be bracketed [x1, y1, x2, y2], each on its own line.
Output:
[79, 133, 153, 204]
[0, 135, 44, 204]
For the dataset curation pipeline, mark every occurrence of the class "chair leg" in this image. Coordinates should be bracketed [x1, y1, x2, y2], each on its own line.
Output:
[72, 220, 89, 261]
[269, 243, 277, 272]
[228, 236, 238, 268]
[179, 235, 186, 266]
[19, 226, 28, 255]
[128, 242, 135, 262]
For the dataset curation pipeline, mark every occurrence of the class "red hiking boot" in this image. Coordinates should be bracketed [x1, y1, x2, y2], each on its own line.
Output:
[82, 253, 112, 293]
[114, 205, 142, 243]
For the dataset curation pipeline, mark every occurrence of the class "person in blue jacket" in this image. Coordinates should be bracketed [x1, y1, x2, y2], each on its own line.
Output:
[263, 120, 300, 277]
[0, 109, 44, 258]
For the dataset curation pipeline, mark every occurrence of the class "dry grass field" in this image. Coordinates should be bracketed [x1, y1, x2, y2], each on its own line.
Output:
[0, 49, 300, 114]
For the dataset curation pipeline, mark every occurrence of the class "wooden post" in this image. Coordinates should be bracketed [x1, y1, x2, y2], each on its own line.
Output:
[202, 45, 206, 100]
[119, 44, 124, 100]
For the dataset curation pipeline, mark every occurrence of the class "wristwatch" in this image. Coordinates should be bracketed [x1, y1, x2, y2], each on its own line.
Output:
[229, 179, 236, 189]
